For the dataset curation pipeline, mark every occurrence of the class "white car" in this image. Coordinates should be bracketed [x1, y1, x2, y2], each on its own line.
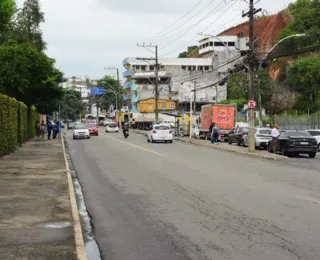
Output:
[147, 124, 173, 143]
[104, 119, 114, 126]
[105, 123, 119, 132]
[306, 129, 320, 151]
[73, 124, 90, 139]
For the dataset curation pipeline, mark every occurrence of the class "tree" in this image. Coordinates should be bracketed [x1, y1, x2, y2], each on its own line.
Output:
[0, 40, 64, 113]
[264, 81, 298, 115]
[178, 46, 198, 58]
[279, 0, 320, 49]
[10, 0, 46, 51]
[0, 0, 15, 38]
[98, 77, 123, 111]
[59, 89, 86, 119]
[286, 56, 320, 113]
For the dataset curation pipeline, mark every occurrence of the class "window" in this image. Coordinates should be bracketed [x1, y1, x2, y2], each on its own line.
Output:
[228, 42, 236, 47]
[258, 129, 272, 135]
[204, 66, 210, 71]
[149, 66, 154, 71]
[181, 66, 186, 70]
[148, 104, 152, 109]
[214, 42, 226, 47]
[199, 66, 203, 71]
[155, 125, 170, 130]
[286, 131, 311, 137]
[162, 103, 166, 109]
[307, 131, 320, 136]
[141, 65, 146, 71]
[210, 41, 213, 46]
[171, 104, 175, 109]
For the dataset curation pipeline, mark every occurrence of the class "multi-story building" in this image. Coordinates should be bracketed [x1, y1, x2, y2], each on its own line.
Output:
[60, 76, 100, 117]
[122, 35, 249, 113]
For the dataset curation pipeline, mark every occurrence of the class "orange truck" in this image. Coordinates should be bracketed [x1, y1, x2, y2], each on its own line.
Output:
[199, 104, 237, 141]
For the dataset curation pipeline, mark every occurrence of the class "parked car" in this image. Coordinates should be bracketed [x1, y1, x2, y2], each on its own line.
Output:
[73, 124, 90, 139]
[242, 128, 272, 149]
[267, 130, 317, 158]
[147, 124, 173, 143]
[86, 123, 99, 136]
[228, 127, 249, 146]
[105, 123, 119, 133]
[306, 129, 320, 151]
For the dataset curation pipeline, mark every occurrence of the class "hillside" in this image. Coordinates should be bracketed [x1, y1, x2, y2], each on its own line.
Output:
[218, 11, 291, 54]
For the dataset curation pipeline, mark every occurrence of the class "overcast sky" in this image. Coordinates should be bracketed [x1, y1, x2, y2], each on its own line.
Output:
[16, 0, 294, 79]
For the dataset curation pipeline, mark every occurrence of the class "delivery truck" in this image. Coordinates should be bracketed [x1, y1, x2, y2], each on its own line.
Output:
[199, 104, 237, 141]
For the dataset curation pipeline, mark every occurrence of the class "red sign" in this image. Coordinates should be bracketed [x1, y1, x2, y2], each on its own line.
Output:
[248, 100, 256, 109]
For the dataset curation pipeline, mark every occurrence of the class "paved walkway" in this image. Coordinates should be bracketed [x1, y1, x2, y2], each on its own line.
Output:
[0, 138, 79, 260]
[133, 129, 289, 161]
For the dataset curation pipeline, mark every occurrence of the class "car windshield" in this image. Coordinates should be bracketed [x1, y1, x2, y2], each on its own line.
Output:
[87, 124, 96, 128]
[75, 125, 87, 129]
[259, 129, 271, 135]
[287, 131, 311, 137]
[307, 130, 320, 136]
[155, 125, 170, 130]
[109, 124, 117, 127]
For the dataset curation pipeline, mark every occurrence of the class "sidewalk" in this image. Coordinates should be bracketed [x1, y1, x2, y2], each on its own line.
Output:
[0, 137, 84, 260]
[133, 129, 289, 161]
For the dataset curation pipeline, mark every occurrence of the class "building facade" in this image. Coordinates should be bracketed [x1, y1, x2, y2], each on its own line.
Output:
[122, 35, 249, 113]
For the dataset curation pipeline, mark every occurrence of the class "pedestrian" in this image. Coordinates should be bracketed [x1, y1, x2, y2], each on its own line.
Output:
[271, 123, 280, 153]
[212, 123, 220, 145]
[35, 120, 41, 137]
[47, 119, 53, 140]
[40, 120, 45, 138]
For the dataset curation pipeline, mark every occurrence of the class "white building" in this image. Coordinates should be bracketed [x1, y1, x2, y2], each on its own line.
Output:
[122, 35, 249, 112]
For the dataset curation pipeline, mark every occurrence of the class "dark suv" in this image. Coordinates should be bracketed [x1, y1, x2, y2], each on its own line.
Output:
[228, 127, 249, 146]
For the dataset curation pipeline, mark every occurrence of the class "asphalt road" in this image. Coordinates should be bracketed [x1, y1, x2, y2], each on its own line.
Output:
[67, 128, 320, 260]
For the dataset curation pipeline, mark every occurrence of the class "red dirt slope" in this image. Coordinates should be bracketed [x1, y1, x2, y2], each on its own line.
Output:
[218, 12, 292, 54]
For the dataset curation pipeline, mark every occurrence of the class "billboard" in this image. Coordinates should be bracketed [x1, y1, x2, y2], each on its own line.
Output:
[90, 88, 105, 95]
[212, 105, 235, 130]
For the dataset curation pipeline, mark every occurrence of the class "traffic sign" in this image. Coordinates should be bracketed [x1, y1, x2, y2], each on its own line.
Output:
[247, 100, 256, 109]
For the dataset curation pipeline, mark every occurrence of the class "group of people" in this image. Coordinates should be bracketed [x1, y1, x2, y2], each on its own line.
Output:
[35, 119, 61, 140]
[209, 122, 220, 145]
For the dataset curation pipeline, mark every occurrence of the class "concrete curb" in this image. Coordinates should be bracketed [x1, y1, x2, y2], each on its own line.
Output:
[61, 136, 87, 260]
[133, 130, 290, 161]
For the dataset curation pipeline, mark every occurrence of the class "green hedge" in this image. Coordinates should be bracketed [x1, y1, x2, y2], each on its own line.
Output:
[0, 93, 39, 157]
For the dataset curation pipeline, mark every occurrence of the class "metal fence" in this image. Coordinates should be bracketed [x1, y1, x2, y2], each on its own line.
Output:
[274, 114, 320, 130]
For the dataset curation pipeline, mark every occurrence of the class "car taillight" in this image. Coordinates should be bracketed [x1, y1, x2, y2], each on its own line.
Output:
[169, 130, 172, 134]
[153, 130, 156, 134]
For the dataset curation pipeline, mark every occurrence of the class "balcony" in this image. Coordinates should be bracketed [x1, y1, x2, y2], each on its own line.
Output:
[123, 70, 133, 78]
[123, 81, 133, 89]
[123, 94, 132, 101]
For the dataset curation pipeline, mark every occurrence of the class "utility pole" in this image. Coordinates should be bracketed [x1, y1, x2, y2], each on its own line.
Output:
[242, 0, 261, 152]
[193, 81, 196, 114]
[137, 43, 159, 122]
[104, 66, 121, 121]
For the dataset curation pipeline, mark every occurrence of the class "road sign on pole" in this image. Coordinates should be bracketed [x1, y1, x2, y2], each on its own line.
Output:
[247, 100, 256, 109]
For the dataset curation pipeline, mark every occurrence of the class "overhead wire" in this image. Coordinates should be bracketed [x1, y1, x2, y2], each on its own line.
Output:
[160, 0, 229, 51]
[161, 1, 239, 57]
[158, 0, 218, 40]
[144, 0, 207, 40]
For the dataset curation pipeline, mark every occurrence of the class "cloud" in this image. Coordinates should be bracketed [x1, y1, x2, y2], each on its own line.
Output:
[15, 0, 295, 78]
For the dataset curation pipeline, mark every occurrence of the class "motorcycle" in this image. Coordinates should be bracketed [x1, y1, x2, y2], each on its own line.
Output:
[123, 129, 129, 138]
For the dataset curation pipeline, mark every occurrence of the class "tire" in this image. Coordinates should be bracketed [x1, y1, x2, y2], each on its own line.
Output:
[147, 137, 150, 142]
[88, 136, 90, 139]
[228, 138, 232, 145]
[151, 137, 155, 143]
[169, 140, 173, 143]
[281, 146, 288, 156]
[96, 134, 99, 136]
[73, 136, 75, 140]
[317, 143, 320, 152]
[237, 139, 241, 146]
[309, 152, 316, 158]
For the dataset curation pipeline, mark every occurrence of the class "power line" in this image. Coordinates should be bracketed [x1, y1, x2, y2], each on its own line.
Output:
[160, 0, 229, 51]
[158, 0, 217, 40]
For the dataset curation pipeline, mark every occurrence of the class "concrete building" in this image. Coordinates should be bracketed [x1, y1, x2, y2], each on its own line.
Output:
[122, 35, 249, 113]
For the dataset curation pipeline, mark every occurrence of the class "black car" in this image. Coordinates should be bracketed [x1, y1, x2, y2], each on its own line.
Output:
[268, 130, 318, 158]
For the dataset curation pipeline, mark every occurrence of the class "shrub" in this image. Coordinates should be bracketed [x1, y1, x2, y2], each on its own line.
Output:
[0, 93, 39, 157]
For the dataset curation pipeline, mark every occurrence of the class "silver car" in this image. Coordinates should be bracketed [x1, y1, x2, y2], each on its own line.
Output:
[242, 128, 272, 149]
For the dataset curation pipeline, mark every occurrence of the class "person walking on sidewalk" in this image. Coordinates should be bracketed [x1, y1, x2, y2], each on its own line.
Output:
[47, 119, 53, 140]
[212, 123, 220, 145]
[271, 123, 280, 153]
